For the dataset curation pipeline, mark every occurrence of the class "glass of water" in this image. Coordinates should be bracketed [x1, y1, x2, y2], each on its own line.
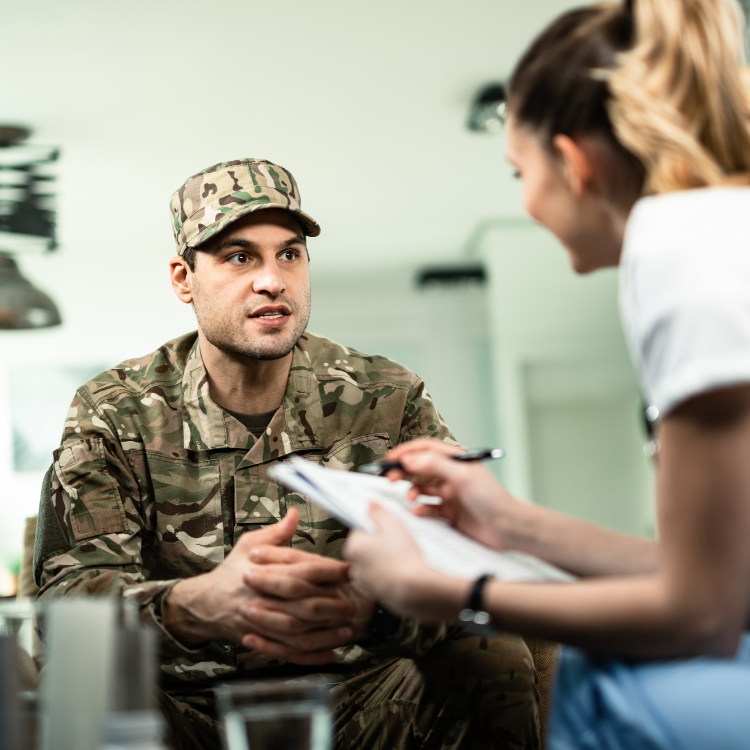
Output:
[216, 678, 331, 750]
[0, 598, 40, 750]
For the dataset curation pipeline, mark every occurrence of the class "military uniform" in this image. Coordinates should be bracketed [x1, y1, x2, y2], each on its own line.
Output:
[34, 159, 539, 748]
[34, 331, 539, 748]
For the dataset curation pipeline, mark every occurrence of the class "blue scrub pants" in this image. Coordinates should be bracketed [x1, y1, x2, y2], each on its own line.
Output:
[548, 634, 750, 750]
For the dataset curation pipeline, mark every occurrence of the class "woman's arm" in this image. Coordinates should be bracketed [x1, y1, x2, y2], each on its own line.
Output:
[479, 498, 658, 578]
[389, 439, 658, 577]
[348, 385, 750, 658]
[345, 509, 678, 656]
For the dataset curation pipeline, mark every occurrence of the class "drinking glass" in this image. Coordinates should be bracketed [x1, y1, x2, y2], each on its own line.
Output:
[0, 598, 39, 750]
[216, 678, 331, 750]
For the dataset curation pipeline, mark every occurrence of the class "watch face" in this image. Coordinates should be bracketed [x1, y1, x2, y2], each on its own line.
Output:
[458, 608, 494, 637]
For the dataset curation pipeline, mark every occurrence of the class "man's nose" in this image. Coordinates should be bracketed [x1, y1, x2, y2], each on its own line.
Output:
[252, 261, 285, 296]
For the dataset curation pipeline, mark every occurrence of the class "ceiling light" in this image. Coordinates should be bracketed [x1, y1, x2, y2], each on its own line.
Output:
[0, 253, 61, 329]
[467, 83, 507, 134]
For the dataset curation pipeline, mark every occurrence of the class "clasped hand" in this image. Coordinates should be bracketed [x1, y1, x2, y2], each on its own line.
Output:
[164, 508, 374, 665]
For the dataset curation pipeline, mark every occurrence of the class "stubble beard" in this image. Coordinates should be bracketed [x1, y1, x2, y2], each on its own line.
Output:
[193, 288, 311, 362]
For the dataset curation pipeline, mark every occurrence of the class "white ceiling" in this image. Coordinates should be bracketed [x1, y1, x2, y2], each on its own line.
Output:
[3, 0, 581, 272]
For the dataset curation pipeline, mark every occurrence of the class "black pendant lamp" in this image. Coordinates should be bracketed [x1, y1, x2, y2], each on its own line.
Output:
[0, 253, 61, 328]
[0, 125, 61, 330]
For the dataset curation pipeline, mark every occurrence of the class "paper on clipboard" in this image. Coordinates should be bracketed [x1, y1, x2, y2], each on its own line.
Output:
[271, 456, 575, 583]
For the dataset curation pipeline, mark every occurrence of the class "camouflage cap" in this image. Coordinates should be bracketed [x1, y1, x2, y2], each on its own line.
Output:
[169, 158, 321, 255]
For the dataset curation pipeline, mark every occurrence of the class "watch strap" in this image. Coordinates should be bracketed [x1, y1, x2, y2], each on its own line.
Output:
[468, 574, 494, 611]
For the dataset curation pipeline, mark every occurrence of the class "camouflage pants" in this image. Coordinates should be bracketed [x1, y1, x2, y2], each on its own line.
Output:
[160, 631, 540, 750]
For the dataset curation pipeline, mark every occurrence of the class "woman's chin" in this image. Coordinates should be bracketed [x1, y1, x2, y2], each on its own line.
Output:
[564, 246, 593, 275]
[563, 245, 611, 275]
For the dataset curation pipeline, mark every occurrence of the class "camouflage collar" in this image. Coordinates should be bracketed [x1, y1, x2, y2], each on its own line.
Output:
[181, 341, 225, 451]
[180, 337, 323, 462]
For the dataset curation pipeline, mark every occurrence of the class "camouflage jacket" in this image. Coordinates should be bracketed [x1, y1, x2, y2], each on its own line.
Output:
[35, 331, 456, 692]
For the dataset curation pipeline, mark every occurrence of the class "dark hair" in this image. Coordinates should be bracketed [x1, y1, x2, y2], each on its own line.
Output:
[508, 4, 635, 156]
[182, 245, 199, 272]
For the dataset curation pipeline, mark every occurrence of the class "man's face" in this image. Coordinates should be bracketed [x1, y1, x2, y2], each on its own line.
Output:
[187, 209, 311, 361]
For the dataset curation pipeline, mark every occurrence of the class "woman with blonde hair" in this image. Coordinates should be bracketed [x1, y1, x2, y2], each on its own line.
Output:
[344, 0, 750, 747]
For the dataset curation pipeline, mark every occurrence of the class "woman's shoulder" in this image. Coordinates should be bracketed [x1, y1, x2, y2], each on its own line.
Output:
[623, 186, 750, 269]
[619, 187, 750, 416]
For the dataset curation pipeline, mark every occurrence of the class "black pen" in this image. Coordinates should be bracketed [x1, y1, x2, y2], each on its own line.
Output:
[358, 448, 505, 476]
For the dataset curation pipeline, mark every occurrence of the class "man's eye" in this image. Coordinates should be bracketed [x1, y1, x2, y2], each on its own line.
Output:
[229, 253, 249, 264]
[281, 249, 299, 261]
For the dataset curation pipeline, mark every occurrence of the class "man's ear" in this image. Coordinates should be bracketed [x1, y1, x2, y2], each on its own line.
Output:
[553, 134, 595, 197]
[169, 256, 193, 304]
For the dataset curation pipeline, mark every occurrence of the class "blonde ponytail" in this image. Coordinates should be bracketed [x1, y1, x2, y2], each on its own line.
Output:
[609, 0, 750, 192]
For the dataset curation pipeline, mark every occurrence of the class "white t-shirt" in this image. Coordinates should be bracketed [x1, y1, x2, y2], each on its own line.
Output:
[619, 187, 750, 418]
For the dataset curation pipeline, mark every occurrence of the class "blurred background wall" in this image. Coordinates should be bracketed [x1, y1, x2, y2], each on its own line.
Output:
[0, 0, 657, 584]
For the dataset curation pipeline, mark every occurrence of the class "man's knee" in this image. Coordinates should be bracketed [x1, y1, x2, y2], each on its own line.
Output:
[413, 630, 540, 749]
[333, 631, 540, 749]
[414, 629, 539, 709]
[418, 629, 536, 680]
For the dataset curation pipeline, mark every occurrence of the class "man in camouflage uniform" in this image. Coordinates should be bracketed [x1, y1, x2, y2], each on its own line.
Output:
[34, 159, 539, 749]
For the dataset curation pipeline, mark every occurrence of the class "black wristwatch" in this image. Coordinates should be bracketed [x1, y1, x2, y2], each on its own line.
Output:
[360, 604, 401, 648]
[458, 574, 495, 636]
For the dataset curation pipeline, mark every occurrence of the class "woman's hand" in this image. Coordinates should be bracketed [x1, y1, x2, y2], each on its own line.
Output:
[344, 503, 468, 623]
[386, 439, 525, 551]
[388, 439, 658, 578]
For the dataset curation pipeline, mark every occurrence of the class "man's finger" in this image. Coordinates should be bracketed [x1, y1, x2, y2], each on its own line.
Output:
[241, 633, 339, 666]
[249, 559, 350, 586]
[236, 508, 299, 553]
[244, 595, 355, 625]
[250, 546, 351, 584]
[242, 607, 313, 636]
[244, 569, 344, 600]
[243, 623, 351, 654]
[241, 603, 350, 639]
[292, 560, 351, 585]
[250, 545, 307, 564]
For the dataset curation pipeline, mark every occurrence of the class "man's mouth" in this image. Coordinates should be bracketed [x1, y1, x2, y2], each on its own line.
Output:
[250, 305, 291, 316]
[248, 305, 292, 325]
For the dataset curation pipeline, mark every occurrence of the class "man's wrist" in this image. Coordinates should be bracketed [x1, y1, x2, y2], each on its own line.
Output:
[163, 576, 211, 647]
